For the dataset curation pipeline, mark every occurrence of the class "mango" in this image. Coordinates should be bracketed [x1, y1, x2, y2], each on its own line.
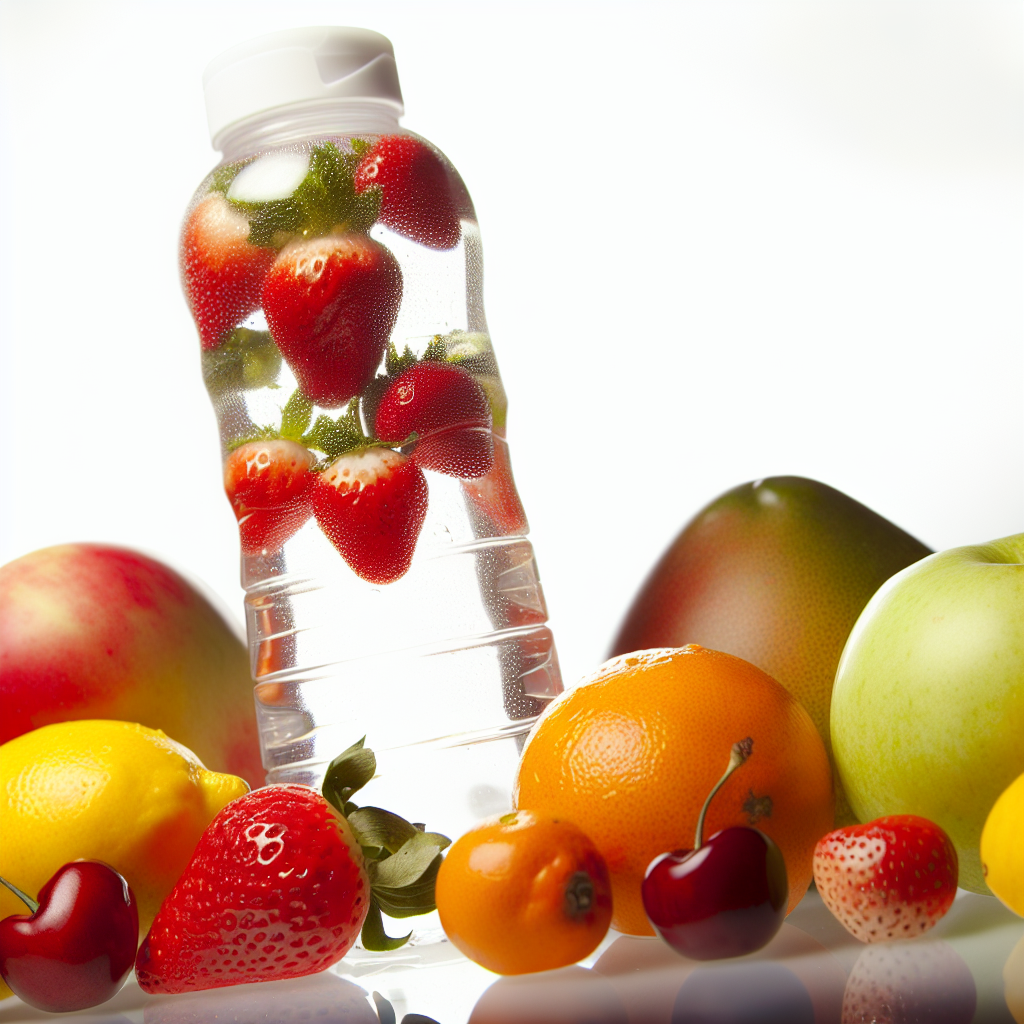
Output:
[610, 476, 931, 823]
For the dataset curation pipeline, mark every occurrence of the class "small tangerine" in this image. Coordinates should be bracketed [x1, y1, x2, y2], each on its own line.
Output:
[435, 810, 612, 975]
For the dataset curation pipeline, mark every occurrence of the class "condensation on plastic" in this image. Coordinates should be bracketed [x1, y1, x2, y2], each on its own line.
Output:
[187, 30, 563, 861]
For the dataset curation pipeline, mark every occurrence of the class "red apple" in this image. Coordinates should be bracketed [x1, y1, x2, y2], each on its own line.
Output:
[0, 544, 262, 788]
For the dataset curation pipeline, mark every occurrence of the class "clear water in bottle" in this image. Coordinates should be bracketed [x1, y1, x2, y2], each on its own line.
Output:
[186, 88, 562, 846]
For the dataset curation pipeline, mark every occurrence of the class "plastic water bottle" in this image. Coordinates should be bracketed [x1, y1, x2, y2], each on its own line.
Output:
[184, 27, 562, 842]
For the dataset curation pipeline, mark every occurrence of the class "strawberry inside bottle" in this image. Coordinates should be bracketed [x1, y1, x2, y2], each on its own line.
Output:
[186, 27, 563, 948]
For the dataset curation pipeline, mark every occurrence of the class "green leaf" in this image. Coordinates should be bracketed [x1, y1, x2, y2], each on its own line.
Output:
[302, 413, 358, 460]
[384, 342, 420, 378]
[350, 137, 373, 158]
[280, 390, 314, 440]
[209, 159, 251, 195]
[201, 328, 282, 393]
[360, 899, 411, 952]
[226, 141, 380, 246]
[290, 141, 379, 238]
[347, 807, 420, 856]
[243, 198, 304, 248]
[321, 738, 376, 814]
[421, 335, 448, 363]
[371, 830, 449, 889]
[225, 425, 279, 451]
[372, 854, 444, 918]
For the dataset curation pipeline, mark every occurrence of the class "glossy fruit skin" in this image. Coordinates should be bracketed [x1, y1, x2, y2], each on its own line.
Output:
[354, 135, 464, 250]
[981, 771, 1024, 917]
[0, 543, 264, 788]
[830, 534, 1024, 893]
[0, 861, 138, 1013]
[642, 826, 787, 960]
[0, 720, 248, 934]
[812, 815, 958, 942]
[312, 448, 428, 584]
[136, 784, 369, 994]
[262, 232, 403, 408]
[181, 193, 276, 350]
[515, 646, 834, 935]
[435, 810, 612, 975]
[224, 439, 316, 555]
[610, 477, 931, 825]
[375, 362, 494, 478]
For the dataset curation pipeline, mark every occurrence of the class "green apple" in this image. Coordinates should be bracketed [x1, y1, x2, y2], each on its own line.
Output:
[831, 534, 1024, 893]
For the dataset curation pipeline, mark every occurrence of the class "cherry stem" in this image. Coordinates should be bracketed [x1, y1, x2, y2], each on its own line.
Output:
[0, 875, 39, 914]
[693, 737, 754, 850]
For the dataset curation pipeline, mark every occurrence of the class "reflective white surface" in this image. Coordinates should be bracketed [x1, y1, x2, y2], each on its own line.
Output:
[0, 890, 1020, 1023]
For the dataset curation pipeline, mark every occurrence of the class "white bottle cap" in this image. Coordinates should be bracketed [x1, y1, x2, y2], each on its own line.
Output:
[203, 27, 404, 149]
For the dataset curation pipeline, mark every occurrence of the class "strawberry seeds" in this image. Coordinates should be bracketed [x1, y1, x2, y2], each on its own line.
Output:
[184, 136, 513, 584]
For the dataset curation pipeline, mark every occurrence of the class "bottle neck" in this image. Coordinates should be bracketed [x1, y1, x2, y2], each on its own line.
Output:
[215, 99, 402, 161]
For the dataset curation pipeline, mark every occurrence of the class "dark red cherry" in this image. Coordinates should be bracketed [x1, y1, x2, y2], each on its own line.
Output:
[642, 826, 787, 960]
[0, 861, 139, 1013]
[641, 737, 788, 960]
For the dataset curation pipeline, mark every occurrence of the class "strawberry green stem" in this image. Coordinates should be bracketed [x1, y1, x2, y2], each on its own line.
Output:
[694, 737, 753, 850]
[0, 875, 39, 914]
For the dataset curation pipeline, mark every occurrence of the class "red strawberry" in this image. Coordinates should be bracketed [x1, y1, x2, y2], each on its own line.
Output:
[312, 447, 428, 584]
[812, 815, 958, 943]
[224, 439, 315, 556]
[135, 785, 369, 995]
[262, 233, 403, 408]
[375, 362, 494, 478]
[354, 135, 465, 250]
[181, 193, 277, 351]
[462, 434, 529, 536]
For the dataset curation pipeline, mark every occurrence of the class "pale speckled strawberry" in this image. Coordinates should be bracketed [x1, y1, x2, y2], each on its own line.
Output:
[135, 785, 368, 994]
[812, 815, 958, 943]
[841, 940, 976, 1023]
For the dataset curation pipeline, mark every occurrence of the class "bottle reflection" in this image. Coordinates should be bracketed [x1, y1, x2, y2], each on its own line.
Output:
[468, 965, 629, 1024]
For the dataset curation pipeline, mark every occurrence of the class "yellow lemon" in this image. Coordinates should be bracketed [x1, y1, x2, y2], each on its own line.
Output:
[981, 771, 1024, 917]
[0, 720, 249, 936]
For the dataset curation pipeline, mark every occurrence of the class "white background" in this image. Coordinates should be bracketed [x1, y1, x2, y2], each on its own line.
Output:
[0, 1, 1021, 689]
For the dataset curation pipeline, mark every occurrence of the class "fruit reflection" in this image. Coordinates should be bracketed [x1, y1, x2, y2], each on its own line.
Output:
[593, 925, 846, 1024]
[672, 961, 814, 1024]
[142, 971, 377, 1024]
[841, 940, 975, 1024]
[1004, 934, 1024, 1024]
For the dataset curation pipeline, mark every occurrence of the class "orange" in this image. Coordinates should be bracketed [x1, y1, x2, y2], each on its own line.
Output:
[514, 645, 834, 935]
[435, 810, 612, 974]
